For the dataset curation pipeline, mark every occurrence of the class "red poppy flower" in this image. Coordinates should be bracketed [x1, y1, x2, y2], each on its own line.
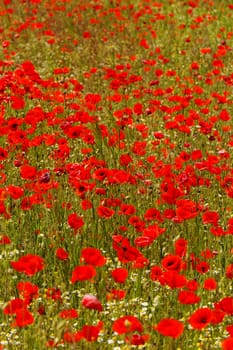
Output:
[0, 147, 8, 161]
[81, 321, 103, 342]
[190, 61, 199, 70]
[82, 294, 103, 312]
[200, 249, 216, 259]
[83, 31, 91, 39]
[226, 325, 233, 336]
[134, 102, 143, 115]
[112, 235, 142, 263]
[203, 278, 217, 290]
[162, 270, 187, 289]
[112, 235, 130, 250]
[106, 289, 126, 301]
[46, 288, 61, 300]
[178, 290, 201, 305]
[11, 254, 45, 276]
[160, 181, 181, 204]
[186, 279, 199, 291]
[120, 154, 133, 167]
[25, 106, 45, 125]
[11, 96, 25, 110]
[70, 265, 96, 283]
[80, 247, 106, 267]
[162, 254, 182, 271]
[155, 318, 184, 338]
[219, 109, 230, 121]
[134, 236, 152, 247]
[154, 131, 164, 139]
[56, 247, 69, 260]
[196, 261, 210, 274]
[162, 208, 175, 220]
[0, 234, 11, 244]
[85, 93, 101, 105]
[8, 130, 28, 148]
[175, 199, 199, 221]
[63, 330, 83, 343]
[226, 264, 233, 279]
[132, 141, 147, 156]
[102, 197, 121, 208]
[59, 308, 78, 319]
[221, 337, 233, 350]
[20, 165, 37, 180]
[2, 40, 10, 48]
[133, 255, 149, 269]
[215, 297, 233, 315]
[119, 204, 136, 216]
[111, 268, 128, 283]
[150, 266, 163, 281]
[6, 185, 24, 199]
[97, 205, 115, 219]
[202, 211, 219, 226]
[112, 316, 143, 334]
[211, 309, 225, 325]
[12, 308, 34, 327]
[20, 196, 34, 211]
[126, 333, 149, 345]
[174, 238, 188, 257]
[188, 307, 213, 329]
[17, 282, 39, 302]
[3, 298, 27, 315]
[68, 213, 84, 231]
[46, 339, 57, 347]
[81, 199, 92, 210]
[128, 216, 145, 232]
[92, 168, 109, 181]
[118, 245, 142, 264]
[144, 208, 163, 222]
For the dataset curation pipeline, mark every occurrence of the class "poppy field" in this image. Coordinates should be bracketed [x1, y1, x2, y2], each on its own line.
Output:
[1, 0, 233, 349]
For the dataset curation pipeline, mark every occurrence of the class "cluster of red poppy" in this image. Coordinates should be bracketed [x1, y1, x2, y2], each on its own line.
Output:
[1, 0, 233, 348]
